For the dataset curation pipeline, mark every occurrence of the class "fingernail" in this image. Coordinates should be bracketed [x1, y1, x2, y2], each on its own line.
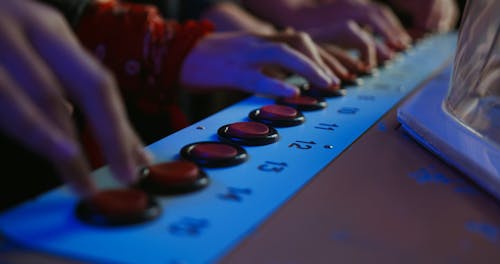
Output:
[71, 180, 98, 199]
[355, 62, 366, 72]
[284, 86, 300, 97]
[319, 72, 333, 88]
[330, 75, 341, 86]
[402, 34, 412, 45]
[359, 63, 373, 74]
[328, 83, 340, 91]
[119, 162, 139, 186]
[138, 147, 154, 165]
[381, 50, 395, 62]
[344, 73, 358, 81]
[386, 39, 404, 52]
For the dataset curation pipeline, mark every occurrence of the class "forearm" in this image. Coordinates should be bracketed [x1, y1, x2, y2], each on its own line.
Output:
[72, 1, 213, 115]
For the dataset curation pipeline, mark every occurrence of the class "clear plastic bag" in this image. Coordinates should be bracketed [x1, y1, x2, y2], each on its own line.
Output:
[446, 0, 500, 146]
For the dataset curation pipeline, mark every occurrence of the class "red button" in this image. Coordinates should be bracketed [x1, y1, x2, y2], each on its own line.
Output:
[276, 95, 327, 111]
[146, 161, 200, 185]
[249, 105, 305, 127]
[227, 122, 270, 138]
[87, 189, 148, 217]
[259, 105, 298, 120]
[181, 141, 248, 167]
[138, 160, 209, 194]
[190, 143, 239, 160]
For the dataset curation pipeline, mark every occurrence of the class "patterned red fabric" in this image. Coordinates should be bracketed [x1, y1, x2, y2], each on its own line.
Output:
[75, 0, 214, 168]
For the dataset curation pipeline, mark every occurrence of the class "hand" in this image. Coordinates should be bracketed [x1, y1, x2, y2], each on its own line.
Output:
[273, 28, 373, 83]
[202, 3, 360, 85]
[0, 1, 152, 197]
[387, 0, 459, 36]
[308, 19, 396, 70]
[242, 0, 409, 69]
[296, 0, 411, 49]
[180, 31, 339, 96]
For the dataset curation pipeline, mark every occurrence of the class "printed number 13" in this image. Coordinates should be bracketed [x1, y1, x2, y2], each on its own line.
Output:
[258, 161, 288, 173]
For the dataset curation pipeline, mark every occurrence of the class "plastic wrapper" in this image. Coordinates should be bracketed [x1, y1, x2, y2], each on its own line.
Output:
[446, 0, 500, 146]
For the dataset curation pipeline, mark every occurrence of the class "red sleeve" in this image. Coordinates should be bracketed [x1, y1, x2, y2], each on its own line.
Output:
[75, 0, 214, 118]
[75, 0, 214, 169]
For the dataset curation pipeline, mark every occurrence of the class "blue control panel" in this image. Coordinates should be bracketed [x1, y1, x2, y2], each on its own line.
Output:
[0, 33, 457, 264]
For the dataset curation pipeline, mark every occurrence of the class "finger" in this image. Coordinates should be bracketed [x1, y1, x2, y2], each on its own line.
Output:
[305, 20, 377, 68]
[321, 44, 367, 75]
[351, 2, 409, 51]
[424, 1, 442, 31]
[317, 46, 354, 81]
[0, 67, 96, 197]
[250, 42, 333, 89]
[25, 9, 152, 184]
[374, 4, 412, 49]
[236, 70, 300, 97]
[261, 66, 291, 79]
[375, 41, 395, 65]
[426, 0, 459, 32]
[341, 21, 378, 69]
[0, 8, 96, 197]
[263, 31, 340, 85]
[439, 0, 459, 32]
[407, 27, 428, 40]
[0, 16, 74, 135]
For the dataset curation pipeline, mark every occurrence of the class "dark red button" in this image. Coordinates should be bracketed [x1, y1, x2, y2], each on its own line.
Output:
[137, 161, 210, 195]
[191, 143, 238, 159]
[227, 122, 269, 137]
[249, 105, 305, 127]
[260, 105, 298, 120]
[218, 122, 279, 146]
[181, 141, 248, 167]
[89, 189, 148, 216]
[276, 95, 327, 111]
[149, 161, 200, 184]
[76, 189, 161, 226]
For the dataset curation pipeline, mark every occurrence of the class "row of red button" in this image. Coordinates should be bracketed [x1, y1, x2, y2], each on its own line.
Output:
[181, 95, 328, 166]
[76, 94, 336, 226]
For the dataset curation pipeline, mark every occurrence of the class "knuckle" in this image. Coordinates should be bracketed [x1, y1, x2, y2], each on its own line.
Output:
[346, 20, 360, 30]
[296, 31, 313, 44]
[296, 31, 309, 40]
